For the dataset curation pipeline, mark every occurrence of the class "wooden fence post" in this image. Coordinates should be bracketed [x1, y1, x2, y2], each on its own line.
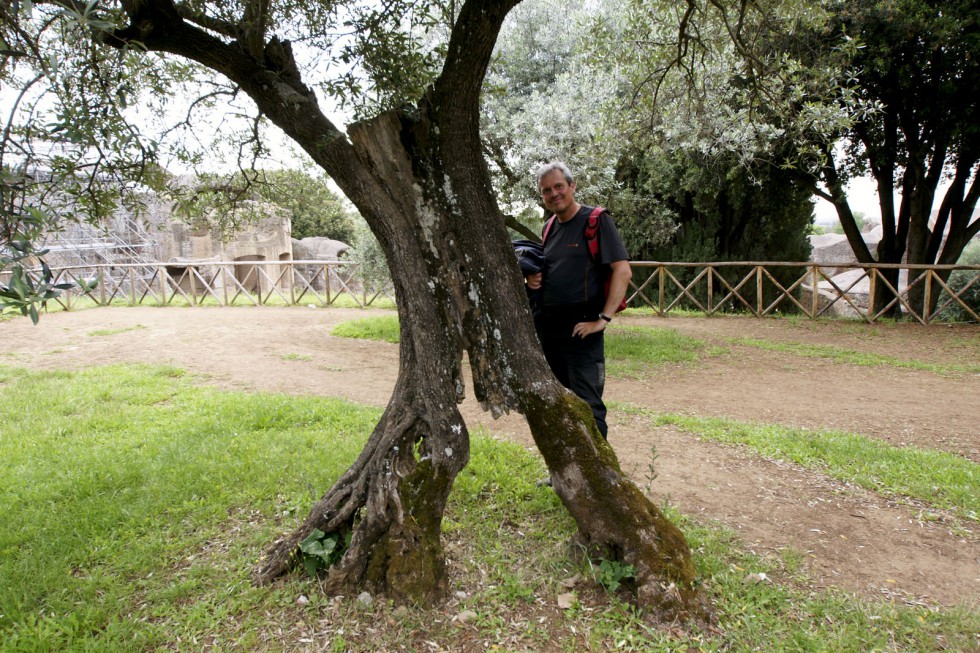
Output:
[756, 266, 764, 317]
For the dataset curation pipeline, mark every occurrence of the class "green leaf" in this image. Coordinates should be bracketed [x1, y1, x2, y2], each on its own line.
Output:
[299, 528, 327, 554]
[303, 555, 320, 578]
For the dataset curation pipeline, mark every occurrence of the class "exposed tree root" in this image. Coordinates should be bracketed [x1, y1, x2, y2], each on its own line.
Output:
[253, 385, 469, 605]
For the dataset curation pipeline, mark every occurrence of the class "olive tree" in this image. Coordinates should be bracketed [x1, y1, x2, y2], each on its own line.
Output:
[1, 0, 709, 620]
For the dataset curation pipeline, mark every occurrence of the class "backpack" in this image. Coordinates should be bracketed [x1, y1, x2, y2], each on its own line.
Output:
[541, 206, 628, 313]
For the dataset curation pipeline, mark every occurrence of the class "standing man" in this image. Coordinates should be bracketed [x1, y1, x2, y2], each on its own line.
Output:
[526, 162, 632, 439]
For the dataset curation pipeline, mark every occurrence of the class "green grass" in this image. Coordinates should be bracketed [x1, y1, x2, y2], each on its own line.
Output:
[733, 337, 980, 375]
[327, 317, 716, 375]
[330, 314, 400, 343]
[0, 364, 379, 650]
[1, 365, 976, 651]
[628, 409, 979, 521]
[605, 325, 719, 375]
[617, 305, 709, 318]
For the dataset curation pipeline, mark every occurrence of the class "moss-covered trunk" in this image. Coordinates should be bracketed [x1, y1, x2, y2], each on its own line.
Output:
[518, 385, 707, 620]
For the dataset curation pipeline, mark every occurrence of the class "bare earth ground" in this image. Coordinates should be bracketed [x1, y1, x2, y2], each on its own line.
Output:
[2, 306, 978, 609]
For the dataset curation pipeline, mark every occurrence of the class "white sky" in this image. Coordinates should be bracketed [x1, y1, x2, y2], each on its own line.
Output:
[813, 176, 880, 225]
[813, 176, 960, 227]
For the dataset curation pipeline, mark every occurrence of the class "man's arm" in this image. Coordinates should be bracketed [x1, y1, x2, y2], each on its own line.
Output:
[572, 259, 632, 338]
[602, 260, 632, 317]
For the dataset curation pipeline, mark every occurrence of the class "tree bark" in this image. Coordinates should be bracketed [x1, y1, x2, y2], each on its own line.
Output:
[110, 0, 710, 622]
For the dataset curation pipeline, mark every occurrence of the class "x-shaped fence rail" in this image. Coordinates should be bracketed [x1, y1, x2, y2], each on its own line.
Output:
[6, 260, 979, 324]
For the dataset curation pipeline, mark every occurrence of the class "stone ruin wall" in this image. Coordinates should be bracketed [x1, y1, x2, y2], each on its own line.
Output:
[155, 202, 294, 296]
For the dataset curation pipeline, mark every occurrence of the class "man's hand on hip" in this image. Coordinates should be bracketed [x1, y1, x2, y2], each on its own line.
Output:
[572, 319, 606, 338]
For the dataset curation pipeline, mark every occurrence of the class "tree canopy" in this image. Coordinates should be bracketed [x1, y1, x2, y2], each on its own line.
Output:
[822, 0, 980, 269]
[610, 0, 979, 299]
[250, 169, 358, 242]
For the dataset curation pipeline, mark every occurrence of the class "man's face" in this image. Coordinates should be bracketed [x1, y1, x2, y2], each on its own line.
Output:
[539, 170, 576, 216]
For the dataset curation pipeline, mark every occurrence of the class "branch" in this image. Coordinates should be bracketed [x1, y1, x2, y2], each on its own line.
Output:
[111, 0, 351, 174]
[821, 148, 874, 263]
[812, 186, 833, 203]
[172, 1, 246, 40]
[435, 0, 521, 113]
[504, 214, 539, 242]
[242, 0, 270, 58]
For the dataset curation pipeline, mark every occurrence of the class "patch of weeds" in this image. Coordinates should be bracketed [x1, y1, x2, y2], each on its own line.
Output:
[298, 529, 349, 578]
[489, 570, 538, 605]
[280, 352, 313, 362]
[775, 546, 808, 578]
[330, 314, 400, 343]
[605, 325, 715, 377]
[87, 324, 147, 337]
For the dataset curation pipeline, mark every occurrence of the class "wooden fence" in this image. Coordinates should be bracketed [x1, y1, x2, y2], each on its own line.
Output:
[627, 261, 979, 325]
[6, 259, 979, 324]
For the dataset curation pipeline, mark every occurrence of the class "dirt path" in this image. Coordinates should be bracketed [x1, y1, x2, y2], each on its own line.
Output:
[2, 306, 977, 608]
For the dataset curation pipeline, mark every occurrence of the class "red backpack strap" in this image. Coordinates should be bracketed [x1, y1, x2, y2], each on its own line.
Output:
[583, 206, 606, 261]
[541, 215, 557, 244]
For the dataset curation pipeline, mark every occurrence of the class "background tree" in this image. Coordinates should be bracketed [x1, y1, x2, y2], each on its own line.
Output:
[482, 0, 816, 281]
[2, 0, 708, 620]
[481, 0, 629, 238]
[624, 0, 979, 316]
[252, 169, 358, 242]
[612, 145, 814, 310]
[587, 0, 825, 272]
[819, 0, 980, 314]
[0, 0, 172, 320]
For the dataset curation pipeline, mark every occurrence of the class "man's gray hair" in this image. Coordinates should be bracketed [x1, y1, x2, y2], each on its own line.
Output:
[536, 161, 574, 187]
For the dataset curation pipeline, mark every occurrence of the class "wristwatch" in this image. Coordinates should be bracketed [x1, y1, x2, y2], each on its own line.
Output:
[599, 312, 613, 323]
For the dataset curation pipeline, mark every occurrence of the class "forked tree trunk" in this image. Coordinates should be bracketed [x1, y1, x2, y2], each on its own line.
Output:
[253, 107, 710, 622]
[112, 0, 710, 623]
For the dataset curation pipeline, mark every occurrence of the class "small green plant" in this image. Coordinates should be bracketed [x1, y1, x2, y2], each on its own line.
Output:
[643, 445, 659, 493]
[592, 559, 636, 593]
[298, 528, 349, 578]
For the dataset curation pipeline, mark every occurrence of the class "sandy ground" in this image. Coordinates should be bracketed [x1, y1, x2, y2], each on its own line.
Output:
[2, 306, 978, 608]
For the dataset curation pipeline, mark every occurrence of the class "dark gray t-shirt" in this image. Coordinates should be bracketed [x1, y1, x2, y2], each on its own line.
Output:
[541, 206, 629, 307]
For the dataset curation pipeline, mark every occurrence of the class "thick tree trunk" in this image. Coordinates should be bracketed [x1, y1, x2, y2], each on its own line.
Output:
[521, 390, 707, 618]
[253, 329, 469, 603]
[254, 110, 479, 602]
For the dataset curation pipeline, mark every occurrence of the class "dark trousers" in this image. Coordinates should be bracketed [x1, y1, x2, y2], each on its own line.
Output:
[536, 306, 608, 439]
